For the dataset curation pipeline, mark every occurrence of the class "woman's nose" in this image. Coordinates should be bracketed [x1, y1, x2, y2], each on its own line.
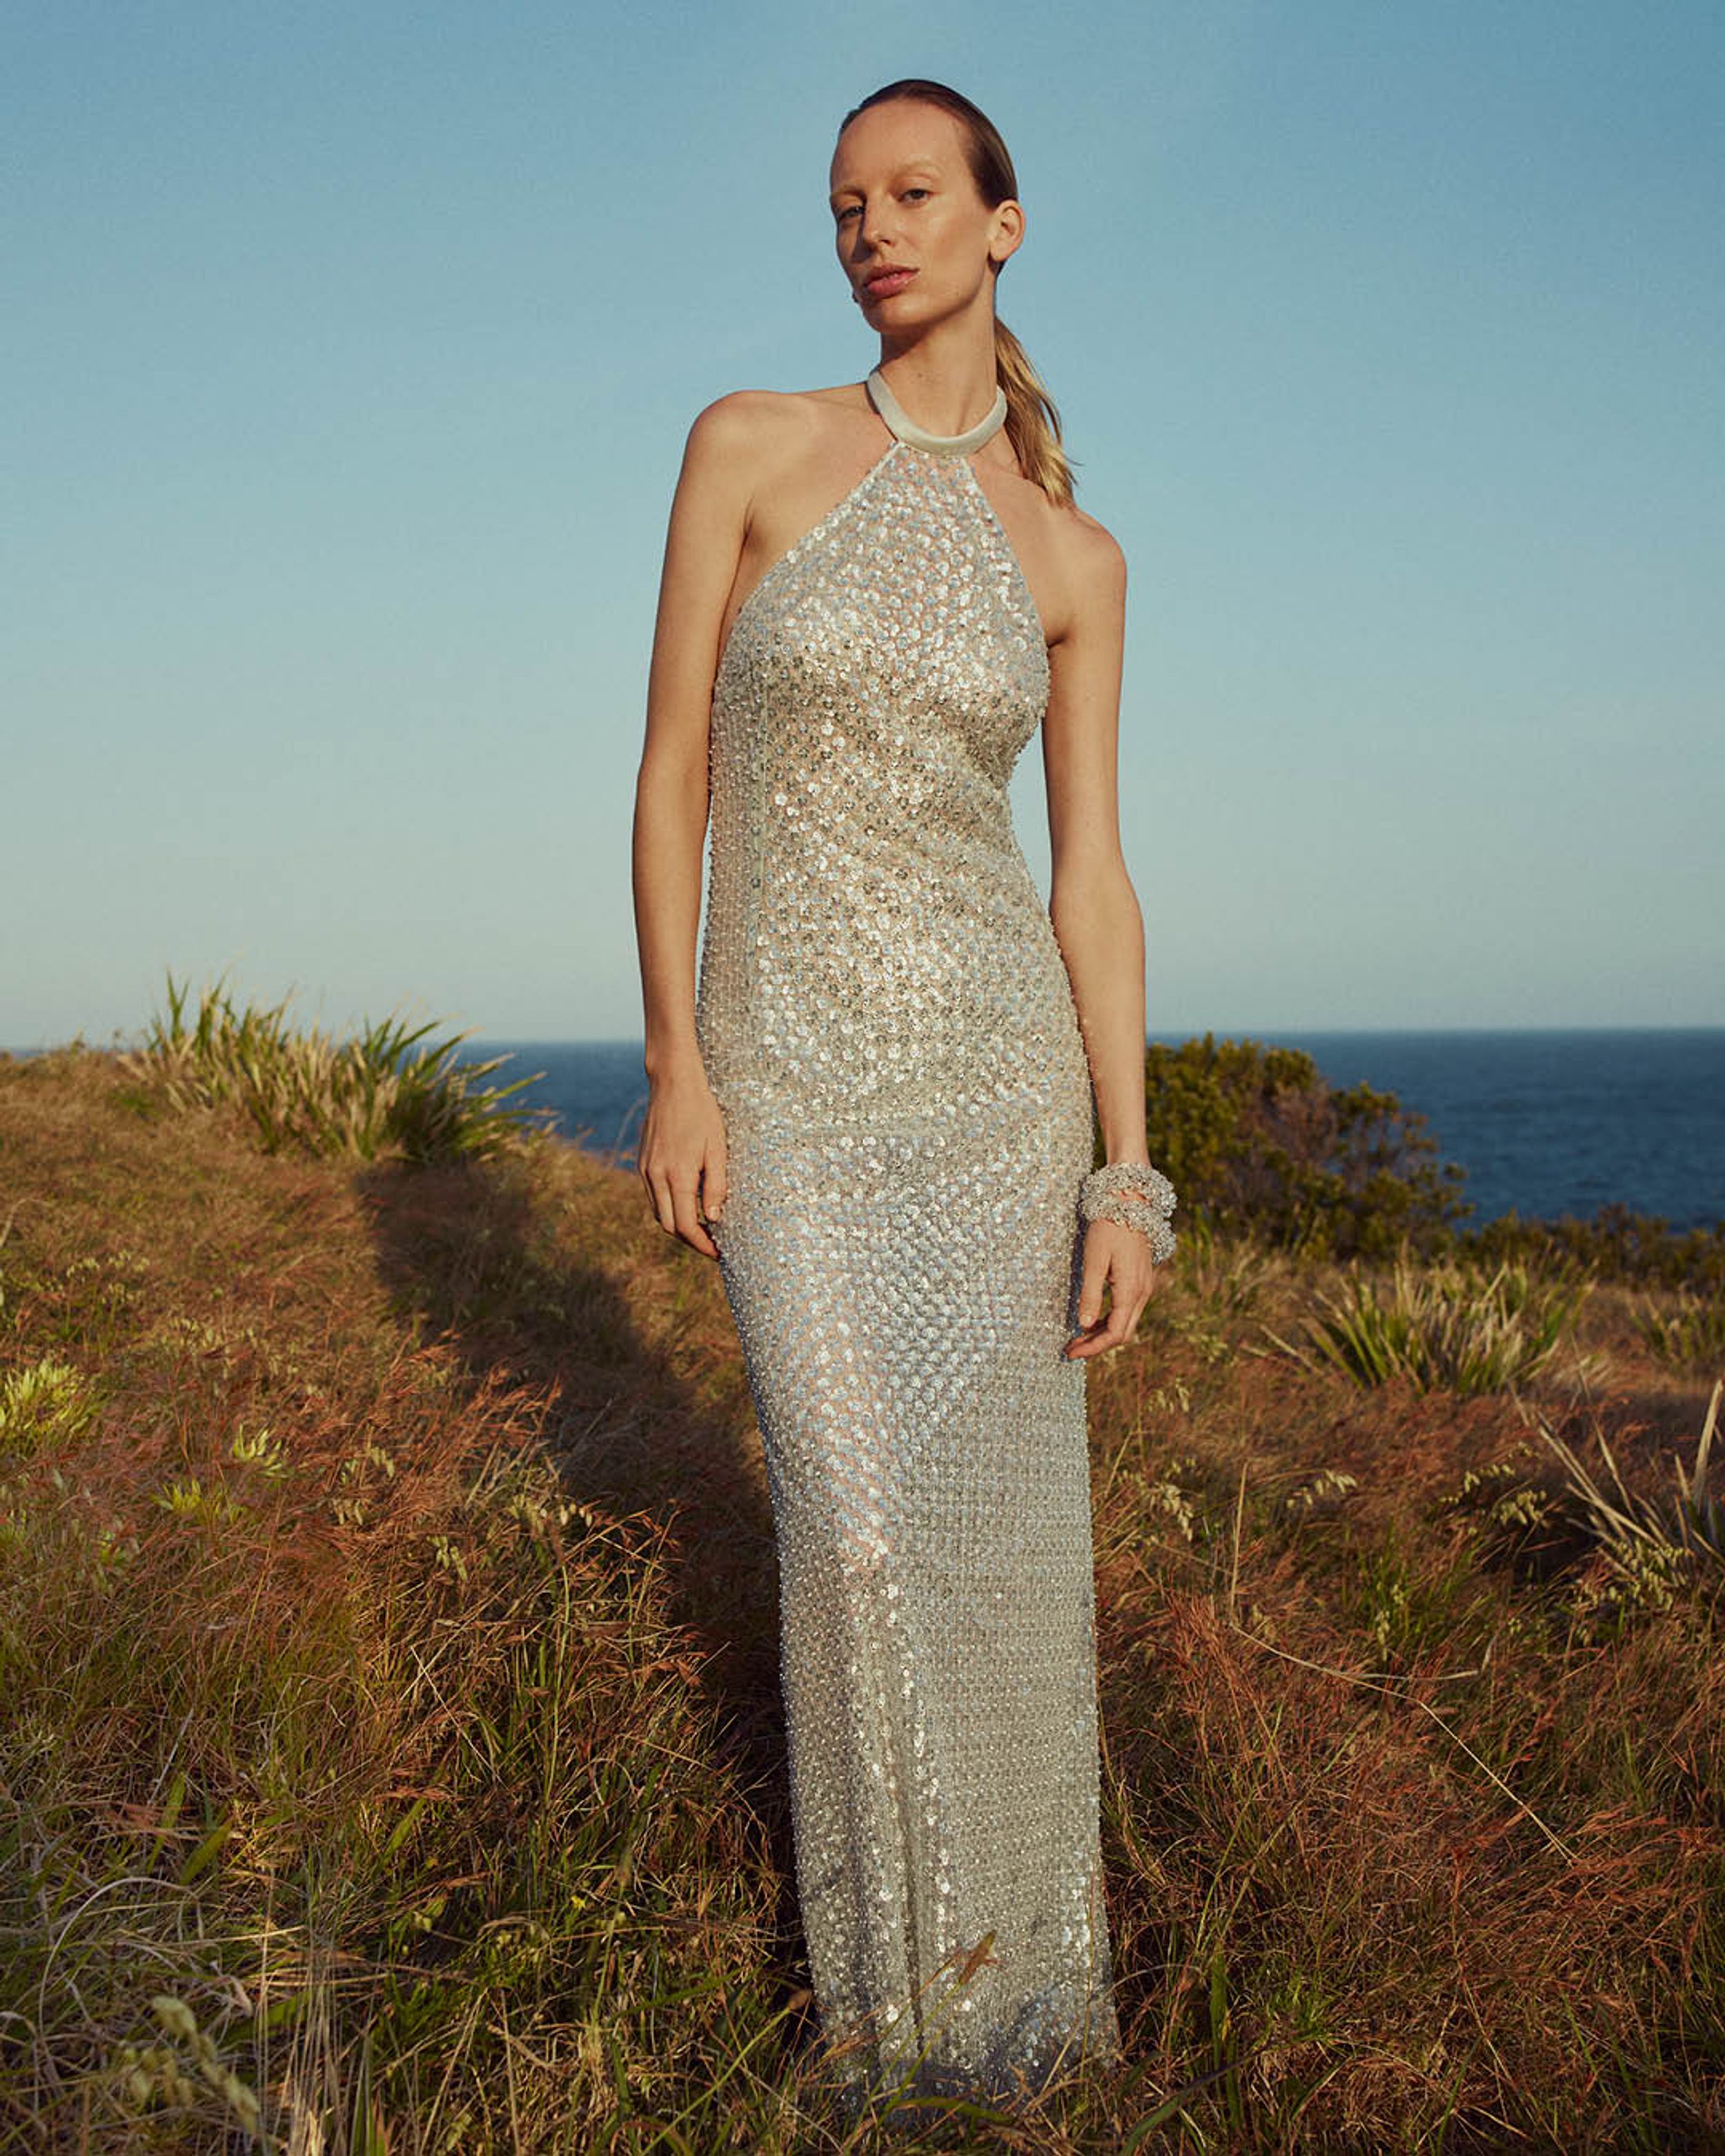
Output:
[859, 199, 898, 251]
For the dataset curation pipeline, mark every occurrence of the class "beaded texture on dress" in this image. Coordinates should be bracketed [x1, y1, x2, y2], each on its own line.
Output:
[696, 377, 1122, 2110]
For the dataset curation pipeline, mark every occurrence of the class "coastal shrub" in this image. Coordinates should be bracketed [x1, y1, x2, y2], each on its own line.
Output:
[119, 970, 548, 1165]
[1457, 1203, 1725, 1298]
[1138, 1033, 1470, 1259]
[1261, 1252, 1590, 1397]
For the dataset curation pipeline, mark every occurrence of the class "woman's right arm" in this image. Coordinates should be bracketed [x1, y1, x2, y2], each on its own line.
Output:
[631, 395, 756, 1260]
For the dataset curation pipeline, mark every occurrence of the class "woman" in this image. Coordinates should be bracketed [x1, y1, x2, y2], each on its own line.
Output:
[631, 79, 1176, 2117]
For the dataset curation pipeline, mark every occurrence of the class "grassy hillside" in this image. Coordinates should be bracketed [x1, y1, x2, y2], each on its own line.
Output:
[1, 1030, 1721, 2151]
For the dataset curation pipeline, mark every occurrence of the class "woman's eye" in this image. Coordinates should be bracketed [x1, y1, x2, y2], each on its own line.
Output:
[836, 190, 929, 224]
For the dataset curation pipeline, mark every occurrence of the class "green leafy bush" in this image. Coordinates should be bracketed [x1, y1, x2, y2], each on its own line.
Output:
[1138, 1034, 1470, 1259]
[1459, 1204, 1725, 1298]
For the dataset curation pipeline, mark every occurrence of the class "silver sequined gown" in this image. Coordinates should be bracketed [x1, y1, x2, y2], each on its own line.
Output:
[695, 369, 1121, 2108]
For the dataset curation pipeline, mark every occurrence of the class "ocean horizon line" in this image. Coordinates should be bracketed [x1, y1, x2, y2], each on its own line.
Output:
[8, 1020, 1724, 1059]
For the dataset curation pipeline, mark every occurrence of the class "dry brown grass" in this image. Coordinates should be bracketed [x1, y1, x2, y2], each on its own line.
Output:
[1, 1044, 1722, 2151]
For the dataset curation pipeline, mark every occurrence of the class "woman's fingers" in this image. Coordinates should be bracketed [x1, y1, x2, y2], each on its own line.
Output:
[636, 1081, 727, 1263]
[645, 1167, 677, 1238]
[1075, 1239, 1109, 1334]
[691, 1145, 728, 1263]
[668, 1167, 720, 1260]
[702, 1149, 728, 1229]
[1067, 1226, 1161, 1358]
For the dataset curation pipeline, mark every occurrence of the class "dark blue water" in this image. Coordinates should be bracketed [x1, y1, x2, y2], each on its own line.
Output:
[465, 1029, 1725, 1234]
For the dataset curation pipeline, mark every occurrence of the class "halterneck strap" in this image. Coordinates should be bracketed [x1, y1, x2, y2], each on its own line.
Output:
[866, 367, 1008, 457]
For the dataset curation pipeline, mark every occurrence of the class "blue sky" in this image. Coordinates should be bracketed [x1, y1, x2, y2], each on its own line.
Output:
[5, 0, 1720, 1049]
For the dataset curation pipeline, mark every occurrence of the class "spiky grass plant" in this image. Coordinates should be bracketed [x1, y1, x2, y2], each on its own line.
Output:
[1439, 1386, 1722, 1634]
[119, 969, 547, 1164]
[1532, 1378, 1724, 1627]
[1259, 1251, 1592, 1397]
[1632, 1287, 1725, 1375]
[0, 1358, 99, 1458]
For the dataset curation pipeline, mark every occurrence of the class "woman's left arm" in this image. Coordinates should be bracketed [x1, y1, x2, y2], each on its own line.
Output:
[1041, 517, 1164, 1357]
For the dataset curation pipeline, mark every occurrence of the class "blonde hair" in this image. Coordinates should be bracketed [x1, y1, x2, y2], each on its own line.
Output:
[838, 79, 1079, 508]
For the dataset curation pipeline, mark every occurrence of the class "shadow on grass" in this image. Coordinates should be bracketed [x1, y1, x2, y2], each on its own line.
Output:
[353, 1147, 804, 1963]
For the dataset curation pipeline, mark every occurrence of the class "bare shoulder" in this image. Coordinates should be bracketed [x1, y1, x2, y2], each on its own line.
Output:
[1018, 492, 1125, 649]
[680, 385, 882, 594]
[1049, 499, 1127, 597]
[684, 382, 860, 465]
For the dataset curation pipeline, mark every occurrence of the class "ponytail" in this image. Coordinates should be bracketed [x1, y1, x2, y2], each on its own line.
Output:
[994, 316, 1077, 507]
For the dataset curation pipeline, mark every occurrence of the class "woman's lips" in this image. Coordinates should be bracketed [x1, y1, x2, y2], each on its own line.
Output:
[863, 268, 917, 298]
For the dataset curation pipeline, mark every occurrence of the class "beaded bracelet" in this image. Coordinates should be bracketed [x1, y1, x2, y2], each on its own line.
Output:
[1079, 1160, 1179, 1266]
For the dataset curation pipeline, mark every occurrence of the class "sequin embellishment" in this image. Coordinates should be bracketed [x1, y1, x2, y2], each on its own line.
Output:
[695, 411, 1122, 2110]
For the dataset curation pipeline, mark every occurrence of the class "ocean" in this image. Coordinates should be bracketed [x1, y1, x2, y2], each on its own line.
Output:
[463, 1029, 1724, 1234]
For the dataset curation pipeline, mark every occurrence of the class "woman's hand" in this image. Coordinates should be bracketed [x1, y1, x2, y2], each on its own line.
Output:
[637, 1066, 729, 1262]
[1065, 1217, 1163, 1359]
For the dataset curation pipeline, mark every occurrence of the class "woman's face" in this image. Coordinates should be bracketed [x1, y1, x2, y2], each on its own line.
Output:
[830, 101, 1022, 327]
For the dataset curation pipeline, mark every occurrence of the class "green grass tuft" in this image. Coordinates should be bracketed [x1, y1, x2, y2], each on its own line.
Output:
[1260, 1250, 1593, 1397]
[1633, 1286, 1725, 1374]
[119, 967, 549, 1164]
